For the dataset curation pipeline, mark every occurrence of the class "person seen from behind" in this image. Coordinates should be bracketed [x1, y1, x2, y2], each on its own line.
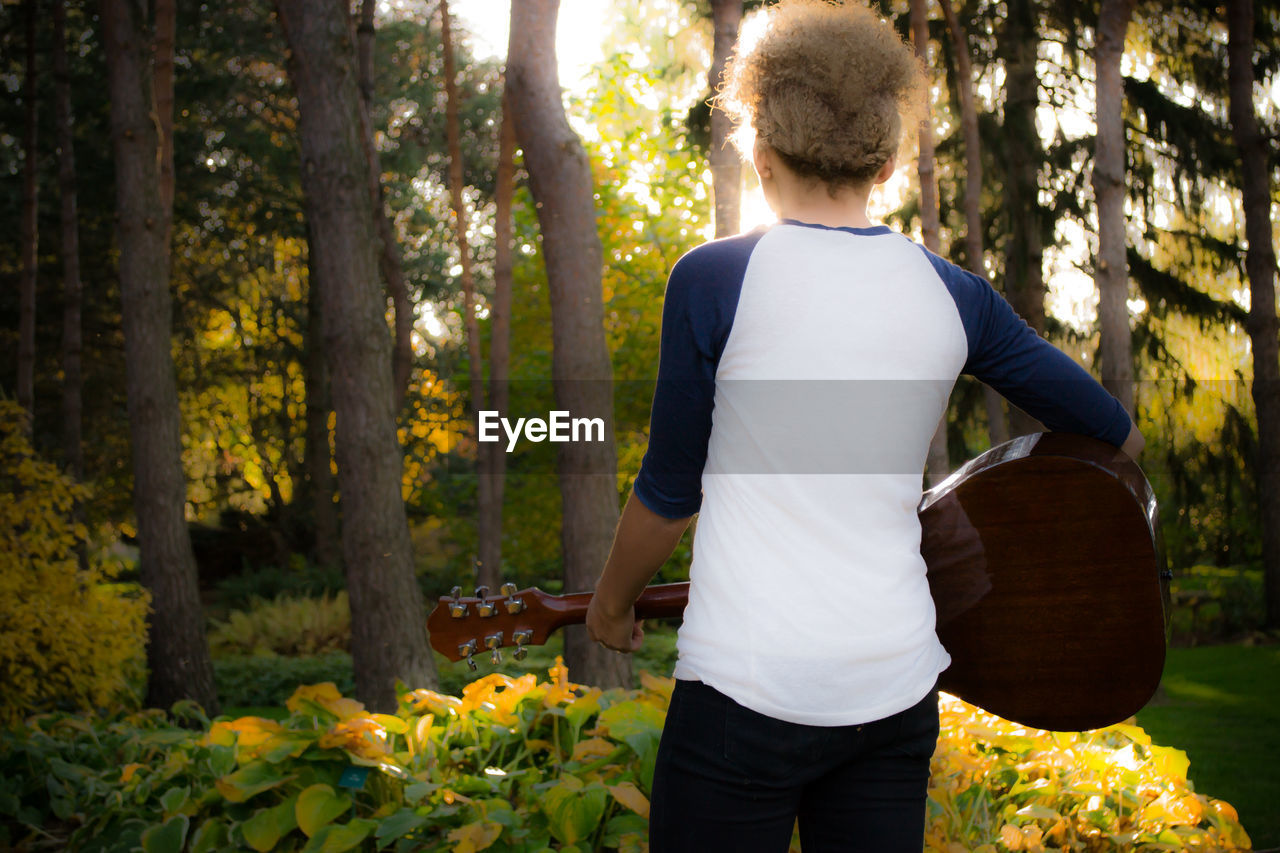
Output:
[587, 2, 1144, 850]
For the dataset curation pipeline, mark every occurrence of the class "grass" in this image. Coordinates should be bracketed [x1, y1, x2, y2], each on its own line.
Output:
[1135, 644, 1280, 850]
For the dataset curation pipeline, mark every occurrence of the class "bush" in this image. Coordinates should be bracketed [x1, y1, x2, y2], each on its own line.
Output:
[1169, 566, 1266, 643]
[0, 663, 1254, 852]
[211, 554, 345, 610]
[214, 653, 356, 708]
[0, 401, 149, 725]
[209, 591, 351, 657]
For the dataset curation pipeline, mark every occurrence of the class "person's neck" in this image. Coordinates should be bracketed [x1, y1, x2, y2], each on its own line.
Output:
[772, 180, 875, 229]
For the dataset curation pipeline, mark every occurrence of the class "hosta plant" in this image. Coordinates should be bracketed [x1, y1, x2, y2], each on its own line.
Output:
[0, 661, 1253, 851]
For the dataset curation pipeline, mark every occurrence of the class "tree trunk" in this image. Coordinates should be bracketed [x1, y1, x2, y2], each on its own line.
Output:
[940, 0, 1007, 447]
[102, 0, 219, 715]
[54, 0, 84, 481]
[997, 0, 1047, 437]
[1227, 0, 1280, 629]
[1093, 0, 1136, 416]
[303, 227, 341, 570]
[18, 0, 38, 431]
[709, 0, 742, 238]
[153, 0, 175, 215]
[356, 0, 414, 407]
[911, 0, 950, 486]
[275, 0, 438, 707]
[506, 0, 626, 688]
[440, 0, 498, 589]
[477, 84, 518, 584]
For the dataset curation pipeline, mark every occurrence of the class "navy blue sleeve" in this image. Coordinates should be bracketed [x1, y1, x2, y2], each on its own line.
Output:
[632, 230, 765, 518]
[922, 249, 1132, 447]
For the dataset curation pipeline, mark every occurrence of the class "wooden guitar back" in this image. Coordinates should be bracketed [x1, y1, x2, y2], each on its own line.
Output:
[922, 433, 1168, 730]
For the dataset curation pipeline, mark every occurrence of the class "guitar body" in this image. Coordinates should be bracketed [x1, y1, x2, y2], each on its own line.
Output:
[920, 432, 1167, 730]
[428, 432, 1169, 732]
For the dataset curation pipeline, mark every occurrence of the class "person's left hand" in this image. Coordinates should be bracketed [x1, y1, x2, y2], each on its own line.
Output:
[586, 593, 644, 653]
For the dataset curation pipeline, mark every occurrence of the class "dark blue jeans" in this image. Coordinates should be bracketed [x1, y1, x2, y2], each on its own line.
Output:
[649, 679, 939, 852]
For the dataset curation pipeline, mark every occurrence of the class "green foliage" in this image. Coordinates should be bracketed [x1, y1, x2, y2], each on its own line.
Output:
[1167, 566, 1266, 643]
[209, 592, 351, 657]
[0, 661, 1255, 852]
[0, 401, 149, 726]
[214, 653, 356, 708]
[212, 554, 346, 610]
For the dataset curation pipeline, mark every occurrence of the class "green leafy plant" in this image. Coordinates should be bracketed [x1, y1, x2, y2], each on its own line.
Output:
[209, 592, 351, 658]
[0, 661, 1253, 852]
[212, 555, 346, 610]
[214, 652, 356, 708]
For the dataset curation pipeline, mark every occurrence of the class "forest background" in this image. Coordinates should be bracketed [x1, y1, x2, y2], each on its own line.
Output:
[1, 0, 1278, 763]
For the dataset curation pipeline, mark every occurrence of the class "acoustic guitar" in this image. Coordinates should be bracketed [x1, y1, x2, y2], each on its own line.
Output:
[427, 432, 1170, 732]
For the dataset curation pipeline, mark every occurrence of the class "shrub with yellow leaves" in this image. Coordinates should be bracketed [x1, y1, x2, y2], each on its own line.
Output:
[0, 659, 1254, 851]
[927, 693, 1253, 852]
[0, 401, 149, 726]
[208, 590, 351, 657]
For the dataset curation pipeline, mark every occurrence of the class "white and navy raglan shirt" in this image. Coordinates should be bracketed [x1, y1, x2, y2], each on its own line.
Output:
[633, 219, 1132, 727]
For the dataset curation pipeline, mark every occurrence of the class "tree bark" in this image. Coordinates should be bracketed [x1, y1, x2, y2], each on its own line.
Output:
[102, 0, 219, 715]
[506, 0, 626, 688]
[303, 227, 342, 571]
[275, 0, 438, 707]
[997, 0, 1047, 437]
[54, 0, 84, 481]
[153, 0, 175, 215]
[940, 0, 1007, 447]
[709, 0, 742, 238]
[18, 0, 38, 431]
[911, 0, 950, 485]
[355, 0, 414, 407]
[1093, 0, 1136, 416]
[477, 84, 518, 585]
[1227, 0, 1280, 629]
[440, 0, 499, 589]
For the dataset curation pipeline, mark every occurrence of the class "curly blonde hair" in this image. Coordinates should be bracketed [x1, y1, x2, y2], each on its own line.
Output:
[717, 0, 927, 189]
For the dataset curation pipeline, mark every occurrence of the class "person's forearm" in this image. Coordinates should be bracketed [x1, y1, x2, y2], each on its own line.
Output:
[595, 491, 692, 615]
[1120, 420, 1144, 458]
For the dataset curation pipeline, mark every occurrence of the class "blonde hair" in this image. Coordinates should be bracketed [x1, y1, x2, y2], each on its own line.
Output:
[717, 0, 927, 189]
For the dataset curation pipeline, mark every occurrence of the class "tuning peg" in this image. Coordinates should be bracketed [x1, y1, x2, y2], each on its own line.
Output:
[512, 628, 531, 661]
[458, 639, 478, 671]
[501, 582, 525, 614]
[448, 586, 467, 618]
[484, 632, 504, 665]
[475, 586, 496, 618]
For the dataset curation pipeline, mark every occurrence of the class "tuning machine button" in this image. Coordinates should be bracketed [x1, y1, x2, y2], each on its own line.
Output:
[458, 639, 478, 671]
[475, 585, 496, 618]
[512, 628, 532, 661]
[448, 586, 468, 619]
[483, 632, 503, 664]
[500, 582, 525, 614]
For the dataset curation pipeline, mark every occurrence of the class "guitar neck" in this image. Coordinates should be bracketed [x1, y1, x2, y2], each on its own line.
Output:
[547, 582, 690, 631]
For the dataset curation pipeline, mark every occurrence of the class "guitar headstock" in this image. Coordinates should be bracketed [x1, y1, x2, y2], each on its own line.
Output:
[426, 583, 564, 670]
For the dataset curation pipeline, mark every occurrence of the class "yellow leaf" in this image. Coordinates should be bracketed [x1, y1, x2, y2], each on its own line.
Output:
[1147, 744, 1191, 783]
[120, 763, 144, 784]
[607, 781, 651, 819]
[640, 670, 674, 703]
[286, 683, 366, 719]
[999, 824, 1025, 850]
[572, 738, 615, 761]
[447, 820, 501, 853]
